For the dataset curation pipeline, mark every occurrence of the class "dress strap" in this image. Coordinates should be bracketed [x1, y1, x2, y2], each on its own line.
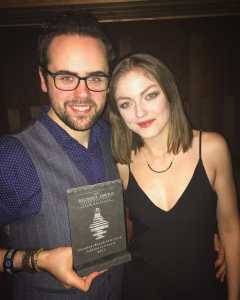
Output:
[199, 130, 202, 160]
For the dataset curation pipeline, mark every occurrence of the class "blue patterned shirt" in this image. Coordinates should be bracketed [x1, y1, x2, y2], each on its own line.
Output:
[0, 107, 110, 225]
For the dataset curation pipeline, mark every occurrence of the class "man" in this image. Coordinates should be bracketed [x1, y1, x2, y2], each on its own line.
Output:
[0, 13, 122, 300]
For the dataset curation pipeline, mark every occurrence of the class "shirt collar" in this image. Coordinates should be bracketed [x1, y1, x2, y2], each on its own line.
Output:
[38, 105, 102, 150]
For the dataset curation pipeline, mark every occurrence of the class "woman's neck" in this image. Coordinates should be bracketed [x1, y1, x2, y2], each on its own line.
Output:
[142, 132, 169, 158]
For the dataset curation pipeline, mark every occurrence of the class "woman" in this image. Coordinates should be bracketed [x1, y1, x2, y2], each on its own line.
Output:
[108, 53, 240, 299]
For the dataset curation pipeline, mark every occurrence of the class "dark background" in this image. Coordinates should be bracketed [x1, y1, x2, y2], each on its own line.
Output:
[0, 16, 239, 163]
[0, 2, 239, 297]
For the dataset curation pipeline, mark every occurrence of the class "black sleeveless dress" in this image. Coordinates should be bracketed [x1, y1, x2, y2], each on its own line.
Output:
[123, 132, 227, 300]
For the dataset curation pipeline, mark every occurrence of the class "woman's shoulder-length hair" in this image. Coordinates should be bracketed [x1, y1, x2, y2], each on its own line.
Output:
[108, 53, 193, 164]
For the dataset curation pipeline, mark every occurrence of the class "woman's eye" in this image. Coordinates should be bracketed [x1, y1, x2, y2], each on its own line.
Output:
[118, 102, 130, 109]
[146, 91, 159, 100]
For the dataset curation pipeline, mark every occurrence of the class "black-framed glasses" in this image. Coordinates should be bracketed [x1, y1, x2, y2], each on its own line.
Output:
[42, 67, 110, 92]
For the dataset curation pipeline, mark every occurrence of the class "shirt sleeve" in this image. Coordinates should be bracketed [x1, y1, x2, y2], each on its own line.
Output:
[0, 135, 42, 225]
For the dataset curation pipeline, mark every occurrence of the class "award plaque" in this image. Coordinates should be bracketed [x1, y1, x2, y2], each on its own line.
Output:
[67, 179, 131, 276]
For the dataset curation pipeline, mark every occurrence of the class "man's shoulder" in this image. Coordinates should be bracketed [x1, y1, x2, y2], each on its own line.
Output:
[0, 134, 22, 153]
[0, 134, 31, 163]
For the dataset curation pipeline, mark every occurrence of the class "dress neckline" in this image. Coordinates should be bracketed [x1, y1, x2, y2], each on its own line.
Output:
[128, 160, 202, 213]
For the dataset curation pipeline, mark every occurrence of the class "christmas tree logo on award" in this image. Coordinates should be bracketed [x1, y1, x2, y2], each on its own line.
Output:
[89, 207, 109, 240]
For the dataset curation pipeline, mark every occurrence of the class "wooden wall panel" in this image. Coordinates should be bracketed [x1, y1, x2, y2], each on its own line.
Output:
[0, 1, 240, 27]
[0, 0, 141, 9]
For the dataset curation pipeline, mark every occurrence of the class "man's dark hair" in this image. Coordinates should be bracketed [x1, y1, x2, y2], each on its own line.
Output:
[38, 12, 115, 69]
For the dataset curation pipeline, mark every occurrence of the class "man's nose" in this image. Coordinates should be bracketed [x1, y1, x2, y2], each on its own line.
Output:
[74, 79, 90, 98]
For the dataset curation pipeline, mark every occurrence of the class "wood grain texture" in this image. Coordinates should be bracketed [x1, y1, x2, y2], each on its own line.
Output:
[0, 1, 239, 27]
[0, 0, 143, 9]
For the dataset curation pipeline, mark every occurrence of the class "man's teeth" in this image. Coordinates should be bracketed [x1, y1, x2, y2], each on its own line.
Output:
[71, 105, 90, 112]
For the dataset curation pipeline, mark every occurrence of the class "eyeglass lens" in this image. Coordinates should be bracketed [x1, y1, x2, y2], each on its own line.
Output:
[54, 73, 108, 91]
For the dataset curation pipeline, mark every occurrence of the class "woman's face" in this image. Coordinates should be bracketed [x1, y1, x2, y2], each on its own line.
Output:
[114, 69, 171, 141]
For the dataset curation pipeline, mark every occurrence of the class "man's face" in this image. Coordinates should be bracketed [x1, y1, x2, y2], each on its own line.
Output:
[39, 34, 109, 133]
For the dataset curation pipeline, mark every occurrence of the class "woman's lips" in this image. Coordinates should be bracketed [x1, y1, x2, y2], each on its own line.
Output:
[137, 119, 155, 128]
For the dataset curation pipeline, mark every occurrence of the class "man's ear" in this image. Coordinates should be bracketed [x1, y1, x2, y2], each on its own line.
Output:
[39, 67, 48, 93]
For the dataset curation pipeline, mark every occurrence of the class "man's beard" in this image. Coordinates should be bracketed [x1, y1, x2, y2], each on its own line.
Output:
[54, 99, 105, 131]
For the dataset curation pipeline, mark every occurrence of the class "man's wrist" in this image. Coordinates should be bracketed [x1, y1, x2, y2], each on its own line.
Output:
[2, 249, 46, 273]
[32, 248, 44, 272]
[13, 250, 25, 271]
[3, 249, 22, 274]
[36, 249, 49, 271]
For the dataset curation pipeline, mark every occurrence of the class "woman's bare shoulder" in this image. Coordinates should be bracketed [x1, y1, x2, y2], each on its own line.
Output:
[198, 130, 230, 165]
[202, 131, 228, 151]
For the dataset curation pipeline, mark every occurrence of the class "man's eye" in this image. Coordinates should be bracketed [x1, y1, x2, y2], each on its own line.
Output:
[88, 76, 104, 83]
[57, 75, 75, 82]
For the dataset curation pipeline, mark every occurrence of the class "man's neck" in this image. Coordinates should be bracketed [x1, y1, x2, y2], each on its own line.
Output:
[47, 110, 91, 148]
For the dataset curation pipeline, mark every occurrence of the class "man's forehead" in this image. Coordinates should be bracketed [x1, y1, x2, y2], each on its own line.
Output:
[47, 34, 109, 73]
[48, 34, 107, 56]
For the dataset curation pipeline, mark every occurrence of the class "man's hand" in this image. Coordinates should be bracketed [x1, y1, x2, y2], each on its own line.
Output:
[38, 247, 102, 291]
[214, 233, 226, 282]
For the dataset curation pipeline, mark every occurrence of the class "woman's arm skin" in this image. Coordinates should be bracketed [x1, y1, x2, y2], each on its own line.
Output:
[116, 163, 133, 242]
[205, 133, 240, 300]
[125, 208, 133, 242]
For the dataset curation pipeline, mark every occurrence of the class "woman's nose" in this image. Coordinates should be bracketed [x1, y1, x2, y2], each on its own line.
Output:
[135, 103, 146, 118]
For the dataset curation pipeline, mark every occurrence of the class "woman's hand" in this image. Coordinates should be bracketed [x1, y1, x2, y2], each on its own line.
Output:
[214, 233, 226, 282]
